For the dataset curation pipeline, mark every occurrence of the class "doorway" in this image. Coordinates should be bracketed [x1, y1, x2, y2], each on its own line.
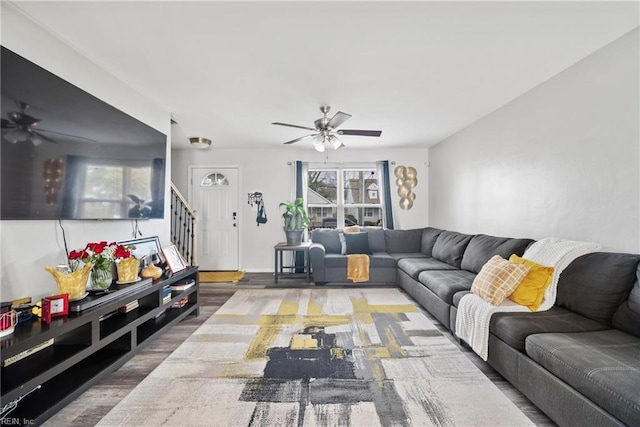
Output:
[189, 167, 239, 270]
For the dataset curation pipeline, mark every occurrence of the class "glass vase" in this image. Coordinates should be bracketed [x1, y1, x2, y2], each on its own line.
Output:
[91, 265, 113, 290]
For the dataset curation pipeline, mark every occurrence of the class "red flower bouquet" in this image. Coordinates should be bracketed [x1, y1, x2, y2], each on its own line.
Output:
[68, 241, 134, 271]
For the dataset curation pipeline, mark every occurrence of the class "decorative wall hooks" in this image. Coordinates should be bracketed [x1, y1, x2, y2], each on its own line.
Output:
[248, 192, 267, 226]
[248, 192, 263, 207]
[394, 166, 417, 210]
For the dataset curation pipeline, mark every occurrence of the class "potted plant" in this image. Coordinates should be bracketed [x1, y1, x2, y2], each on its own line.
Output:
[279, 197, 309, 245]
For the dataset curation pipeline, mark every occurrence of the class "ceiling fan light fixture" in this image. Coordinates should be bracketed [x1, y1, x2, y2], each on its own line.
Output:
[328, 134, 342, 150]
[30, 135, 44, 146]
[189, 137, 211, 149]
[313, 135, 325, 153]
[4, 129, 29, 144]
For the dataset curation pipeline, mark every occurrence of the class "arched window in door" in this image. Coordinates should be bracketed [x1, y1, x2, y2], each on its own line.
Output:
[201, 172, 229, 187]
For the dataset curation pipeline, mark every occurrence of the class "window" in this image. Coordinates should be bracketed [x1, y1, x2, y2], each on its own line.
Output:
[307, 164, 384, 229]
[201, 172, 229, 186]
[79, 162, 153, 218]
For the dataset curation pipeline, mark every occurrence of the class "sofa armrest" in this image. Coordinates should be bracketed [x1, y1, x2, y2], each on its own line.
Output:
[309, 242, 326, 283]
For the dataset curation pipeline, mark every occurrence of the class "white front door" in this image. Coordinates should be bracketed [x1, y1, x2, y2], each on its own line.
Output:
[190, 167, 239, 271]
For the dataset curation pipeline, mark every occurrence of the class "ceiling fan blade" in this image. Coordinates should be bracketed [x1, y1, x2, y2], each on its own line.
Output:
[272, 122, 317, 132]
[284, 134, 316, 145]
[338, 129, 382, 137]
[38, 128, 97, 142]
[31, 130, 58, 144]
[1, 119, 16, 129]
[327, 111, 351, 129]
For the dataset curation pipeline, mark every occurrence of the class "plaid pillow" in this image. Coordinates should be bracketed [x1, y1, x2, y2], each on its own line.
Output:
[471, 255, 530, 305]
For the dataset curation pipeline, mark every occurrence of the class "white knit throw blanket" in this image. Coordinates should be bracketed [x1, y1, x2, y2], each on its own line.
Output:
[455, 237, 601, 361]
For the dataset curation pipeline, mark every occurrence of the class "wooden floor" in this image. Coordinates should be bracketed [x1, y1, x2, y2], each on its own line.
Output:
[44, 273, 555, 426]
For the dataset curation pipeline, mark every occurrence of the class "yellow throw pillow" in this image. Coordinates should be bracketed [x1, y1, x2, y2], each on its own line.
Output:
[471, 255, 530, 305]
[508, 254, 555, 311]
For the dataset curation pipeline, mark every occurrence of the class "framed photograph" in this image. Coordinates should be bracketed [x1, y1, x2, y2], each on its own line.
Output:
[42, 294, 69, 324]
[118, 236, 165, 265]
[162, 244, 187, 273]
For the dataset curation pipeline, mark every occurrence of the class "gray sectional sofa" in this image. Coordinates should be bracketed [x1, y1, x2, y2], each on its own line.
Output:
[309, 227, 640, 426]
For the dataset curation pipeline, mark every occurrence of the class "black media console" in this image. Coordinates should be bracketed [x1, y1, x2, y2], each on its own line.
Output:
[0, 266, 199, 425]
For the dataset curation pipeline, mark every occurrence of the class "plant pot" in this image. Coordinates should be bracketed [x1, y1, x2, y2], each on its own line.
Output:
[116, 257, 140, 283]
[45, 263, 92, 301]
[284, 229, 304, 246]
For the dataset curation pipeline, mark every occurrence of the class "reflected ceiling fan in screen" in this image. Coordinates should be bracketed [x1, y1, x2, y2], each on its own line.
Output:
[0, 46, 167, 220]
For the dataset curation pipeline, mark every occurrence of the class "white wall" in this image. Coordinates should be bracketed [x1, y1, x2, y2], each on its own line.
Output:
[171, 147, 429, 271]
[429, 29, 639, 253]
[0, 4, 172, 301]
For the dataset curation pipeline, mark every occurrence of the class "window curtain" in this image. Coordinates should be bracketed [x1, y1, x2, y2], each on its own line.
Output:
[151, 158, 165, 218]
[378, 160, 394, 229]
[295, 161, 308, 272]
[61, 155, 88, 218]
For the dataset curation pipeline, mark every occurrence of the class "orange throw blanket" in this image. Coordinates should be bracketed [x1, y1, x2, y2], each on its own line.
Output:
[347, 254, 370, 283]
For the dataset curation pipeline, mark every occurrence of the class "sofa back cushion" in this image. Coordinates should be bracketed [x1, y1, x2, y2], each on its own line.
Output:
[421, 227, 443, 256]
[311, 229, 342, 254]
[384, 229, 423, 253]
[612, 266, 640, 337]
[613, 280, 640, 337]
[556, 252, 640, 325]
[432, 231, 473, 268]
[363, 227, 387, 253]
[461, 234, 534, 273]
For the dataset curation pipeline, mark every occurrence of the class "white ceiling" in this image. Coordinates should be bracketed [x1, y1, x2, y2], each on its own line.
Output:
[10, 1, 639, 150]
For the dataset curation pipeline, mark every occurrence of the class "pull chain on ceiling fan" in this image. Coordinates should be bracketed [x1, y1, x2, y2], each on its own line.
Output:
[272, 106, 382, 152]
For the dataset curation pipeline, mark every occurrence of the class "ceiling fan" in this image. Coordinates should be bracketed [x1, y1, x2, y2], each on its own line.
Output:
[1, 101, 92, 146]
[272, 106, 382, 152]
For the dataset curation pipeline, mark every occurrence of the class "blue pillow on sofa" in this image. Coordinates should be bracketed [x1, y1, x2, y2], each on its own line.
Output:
[344, 232, 372, 255]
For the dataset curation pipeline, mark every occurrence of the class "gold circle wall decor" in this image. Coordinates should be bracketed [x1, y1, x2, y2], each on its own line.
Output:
[394, 165, 418, 210]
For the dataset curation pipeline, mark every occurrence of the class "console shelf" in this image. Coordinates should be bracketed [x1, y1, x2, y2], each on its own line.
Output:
[0, 266, 199, 426]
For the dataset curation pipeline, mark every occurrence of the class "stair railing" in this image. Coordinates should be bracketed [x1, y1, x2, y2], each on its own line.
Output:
[170, 183, 197, 266]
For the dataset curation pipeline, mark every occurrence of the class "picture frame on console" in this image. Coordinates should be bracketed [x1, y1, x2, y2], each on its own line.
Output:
[162, 244, 187, 273]
[118, 236, 165, 266]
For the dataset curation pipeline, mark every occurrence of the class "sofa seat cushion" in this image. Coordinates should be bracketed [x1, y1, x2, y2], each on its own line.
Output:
[526, 329, 640, 426]
[389, 252, 428, 261]
[324, 253, 347, 268]
[490, 307, 609, 353]
[324, 253, 396, 269]
[397, 257, 457, 279]
[369, 253, 397, 269]
[417, 269, 477, 304]
[453, 290, 471, 307]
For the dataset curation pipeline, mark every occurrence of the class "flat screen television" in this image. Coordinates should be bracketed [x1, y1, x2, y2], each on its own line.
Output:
[1, 46, 166, 220]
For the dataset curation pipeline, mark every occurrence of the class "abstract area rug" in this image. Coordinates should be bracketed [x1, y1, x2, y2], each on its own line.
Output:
[199, 270, 246, 283]
[98, 289, 533, 426]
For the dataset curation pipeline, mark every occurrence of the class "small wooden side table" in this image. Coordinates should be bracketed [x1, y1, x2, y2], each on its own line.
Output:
[274, 241, 311, 284]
